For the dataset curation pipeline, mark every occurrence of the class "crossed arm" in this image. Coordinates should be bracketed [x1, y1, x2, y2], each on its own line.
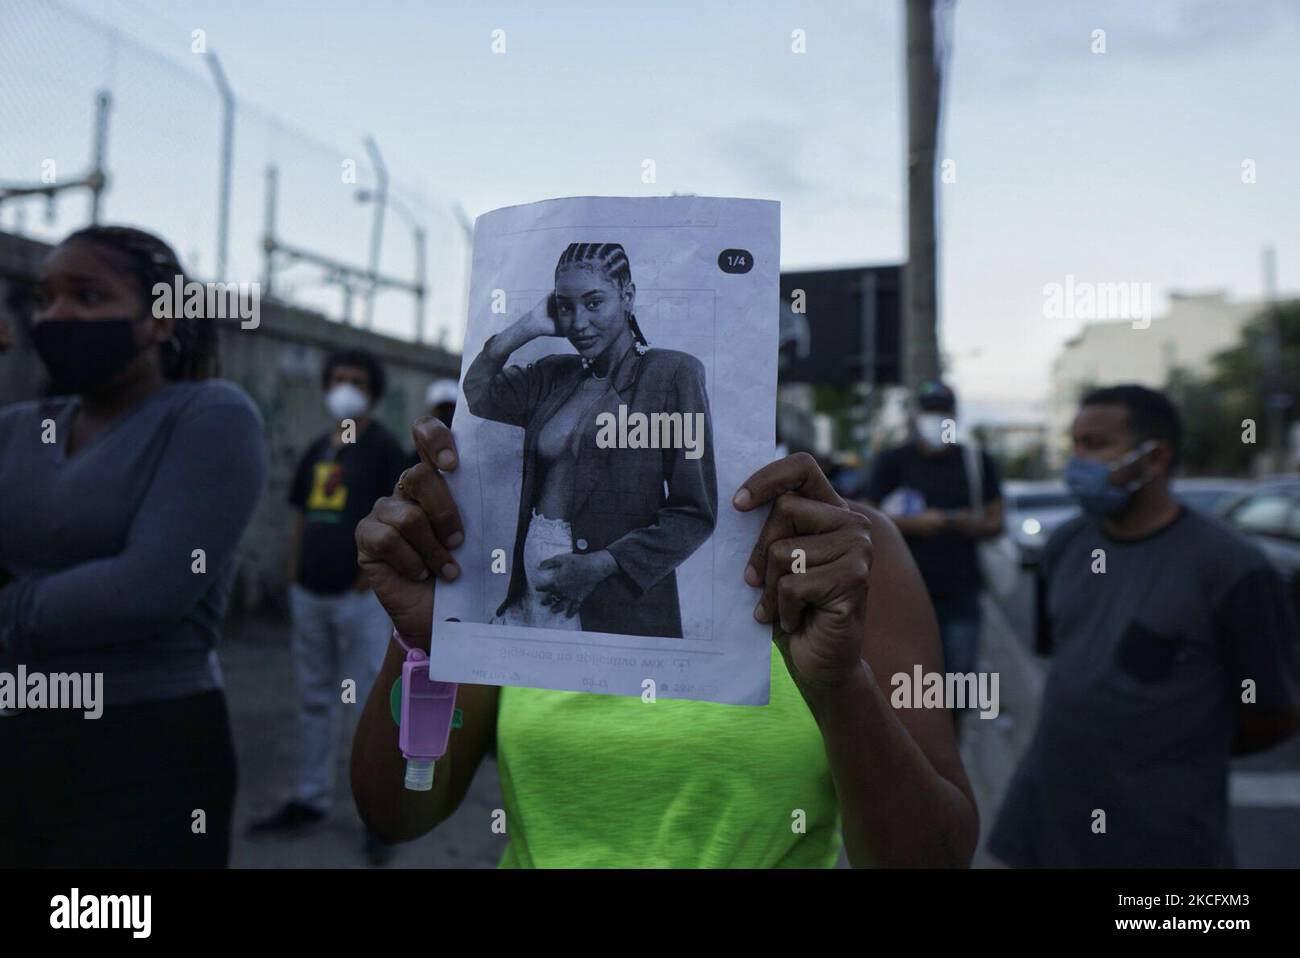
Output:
[0, 401, 267, 659]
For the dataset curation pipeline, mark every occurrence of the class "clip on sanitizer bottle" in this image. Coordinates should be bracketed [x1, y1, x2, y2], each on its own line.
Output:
[398, 647, 458, 791]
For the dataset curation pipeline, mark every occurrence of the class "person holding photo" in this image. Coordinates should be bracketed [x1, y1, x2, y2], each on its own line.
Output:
[462, 242, 716, 638]
[350, 418, 979, 868]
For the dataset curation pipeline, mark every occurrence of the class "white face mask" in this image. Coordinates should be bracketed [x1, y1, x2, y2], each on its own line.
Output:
[325, 382, 370, 421]
[915, 413, 953, 448]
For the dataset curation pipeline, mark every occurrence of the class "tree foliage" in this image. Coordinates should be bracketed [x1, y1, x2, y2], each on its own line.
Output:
[1172, 301, 1300, 475]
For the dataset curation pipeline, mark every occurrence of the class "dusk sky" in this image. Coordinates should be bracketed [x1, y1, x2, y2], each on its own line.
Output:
[3, 0, 1297, 424]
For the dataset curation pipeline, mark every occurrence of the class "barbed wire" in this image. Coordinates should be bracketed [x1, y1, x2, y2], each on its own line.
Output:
[0, 0, 467, 346]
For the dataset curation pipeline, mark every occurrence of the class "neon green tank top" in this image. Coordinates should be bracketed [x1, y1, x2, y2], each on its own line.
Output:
[495, 645, 842, 868]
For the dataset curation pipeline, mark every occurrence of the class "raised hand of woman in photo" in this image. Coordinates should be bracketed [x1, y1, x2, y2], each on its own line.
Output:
[477, 293, 562, 365]
[522, 293, 561, 339]
[355, 416, 465, 642]
[733, 452, 873, 694]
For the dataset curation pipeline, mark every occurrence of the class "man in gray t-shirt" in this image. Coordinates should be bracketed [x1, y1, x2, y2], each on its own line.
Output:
[990, 385, 1300, 868]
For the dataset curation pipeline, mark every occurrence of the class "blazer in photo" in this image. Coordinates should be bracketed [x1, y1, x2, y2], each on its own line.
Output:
[464, 338, 717, 637]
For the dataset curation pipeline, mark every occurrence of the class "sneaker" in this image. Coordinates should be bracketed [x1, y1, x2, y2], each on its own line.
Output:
[246, 801, 326, 838]
[364, 829, 395, 867]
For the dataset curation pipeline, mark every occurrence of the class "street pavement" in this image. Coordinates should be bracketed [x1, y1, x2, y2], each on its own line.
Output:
[221, 615, 506, 868]
[218, 570, 1299, 868]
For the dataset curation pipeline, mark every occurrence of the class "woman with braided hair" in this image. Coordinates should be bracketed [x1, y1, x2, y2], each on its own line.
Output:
[463, 241, 716, 637]
[0, 225, 267, 866]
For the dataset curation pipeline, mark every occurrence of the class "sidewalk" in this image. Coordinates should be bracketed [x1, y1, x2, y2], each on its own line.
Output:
[960, 594, 1046, 867]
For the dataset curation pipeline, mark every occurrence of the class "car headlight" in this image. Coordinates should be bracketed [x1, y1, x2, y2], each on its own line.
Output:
[1021, 518, 1042, 536]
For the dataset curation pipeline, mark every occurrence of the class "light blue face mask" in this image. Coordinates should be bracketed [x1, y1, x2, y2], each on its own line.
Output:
[1064, 440, 1157, 517]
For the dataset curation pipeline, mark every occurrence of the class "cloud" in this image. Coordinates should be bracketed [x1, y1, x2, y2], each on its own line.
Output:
[715, 119, 817, 197]
[1120, 0, 1300, 57]
[714, 118, 891, 211]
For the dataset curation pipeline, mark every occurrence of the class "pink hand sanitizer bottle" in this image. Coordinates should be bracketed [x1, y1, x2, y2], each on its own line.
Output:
[398, 647, 458, 791]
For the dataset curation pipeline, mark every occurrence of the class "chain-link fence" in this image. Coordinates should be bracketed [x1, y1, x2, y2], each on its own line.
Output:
[0, 0, 468, 346]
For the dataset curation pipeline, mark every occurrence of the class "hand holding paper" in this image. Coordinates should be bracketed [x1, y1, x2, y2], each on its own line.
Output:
[734, 452, 875, 692]
[355, 416, 465, 644]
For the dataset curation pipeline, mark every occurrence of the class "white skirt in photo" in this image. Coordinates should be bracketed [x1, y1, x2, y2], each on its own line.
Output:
[491, 510, 580, 630]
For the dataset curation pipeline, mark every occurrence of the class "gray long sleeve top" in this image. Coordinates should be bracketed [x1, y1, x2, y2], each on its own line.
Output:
[0, 379, 268, 706]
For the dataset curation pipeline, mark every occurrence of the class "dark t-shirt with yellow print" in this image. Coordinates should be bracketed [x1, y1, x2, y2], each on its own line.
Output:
[289, 419, 408, 595]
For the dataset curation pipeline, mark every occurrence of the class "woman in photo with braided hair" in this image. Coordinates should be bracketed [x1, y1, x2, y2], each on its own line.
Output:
[462, 241, 716, 638]
[0, 225, 267, 866]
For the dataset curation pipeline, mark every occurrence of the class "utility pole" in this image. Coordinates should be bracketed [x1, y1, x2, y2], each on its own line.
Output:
[453, 202, 475, 348]
[262, 165, 278, 297]
[413, 224, 427, 343]
[363, 137, 388, 329]
[903, 0, 942, 391]
[1, 90, 112, 225]
[357, 188, 428, 342]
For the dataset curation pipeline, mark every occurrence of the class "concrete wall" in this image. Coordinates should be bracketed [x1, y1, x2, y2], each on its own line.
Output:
[0, 229, 461, 612]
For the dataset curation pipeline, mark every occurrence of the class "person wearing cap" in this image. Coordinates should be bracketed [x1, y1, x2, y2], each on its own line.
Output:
[862, 381, 1004, 729]
[403, 379, 460, 469]
[425, 379, 458, 429]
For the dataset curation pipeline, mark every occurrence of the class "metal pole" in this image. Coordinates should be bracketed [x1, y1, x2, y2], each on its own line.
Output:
[363, 137, 388, 328]
[454, 202, 474, 346]
[206, 53, 235, 280]
[903, 0, 941, 390]
[262, 165, 279, 297]
[89, 90, 112, 224]
[414, 225, 427, 343]
[858, 270, 879, 455]
[859, 270, 878, 386]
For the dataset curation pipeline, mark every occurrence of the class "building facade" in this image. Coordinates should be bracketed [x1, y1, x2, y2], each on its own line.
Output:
[1047, 291, 1266, 467]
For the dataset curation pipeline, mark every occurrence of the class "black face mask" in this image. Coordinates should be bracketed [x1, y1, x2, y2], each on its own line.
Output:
[30, 318, 145, 394]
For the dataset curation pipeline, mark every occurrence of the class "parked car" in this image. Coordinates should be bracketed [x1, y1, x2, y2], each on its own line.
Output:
[993, 480, 1079, 569]
[1221, 478, 1300, 615]
[1173, 477, 1254, 516]
[994, 476, 1251, 571]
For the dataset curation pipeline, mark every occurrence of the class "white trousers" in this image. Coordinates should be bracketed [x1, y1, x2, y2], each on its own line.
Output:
[288, 584, 391, 812]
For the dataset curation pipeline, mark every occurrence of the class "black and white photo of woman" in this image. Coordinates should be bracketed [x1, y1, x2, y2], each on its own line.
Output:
[463, 242, 716, 638]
